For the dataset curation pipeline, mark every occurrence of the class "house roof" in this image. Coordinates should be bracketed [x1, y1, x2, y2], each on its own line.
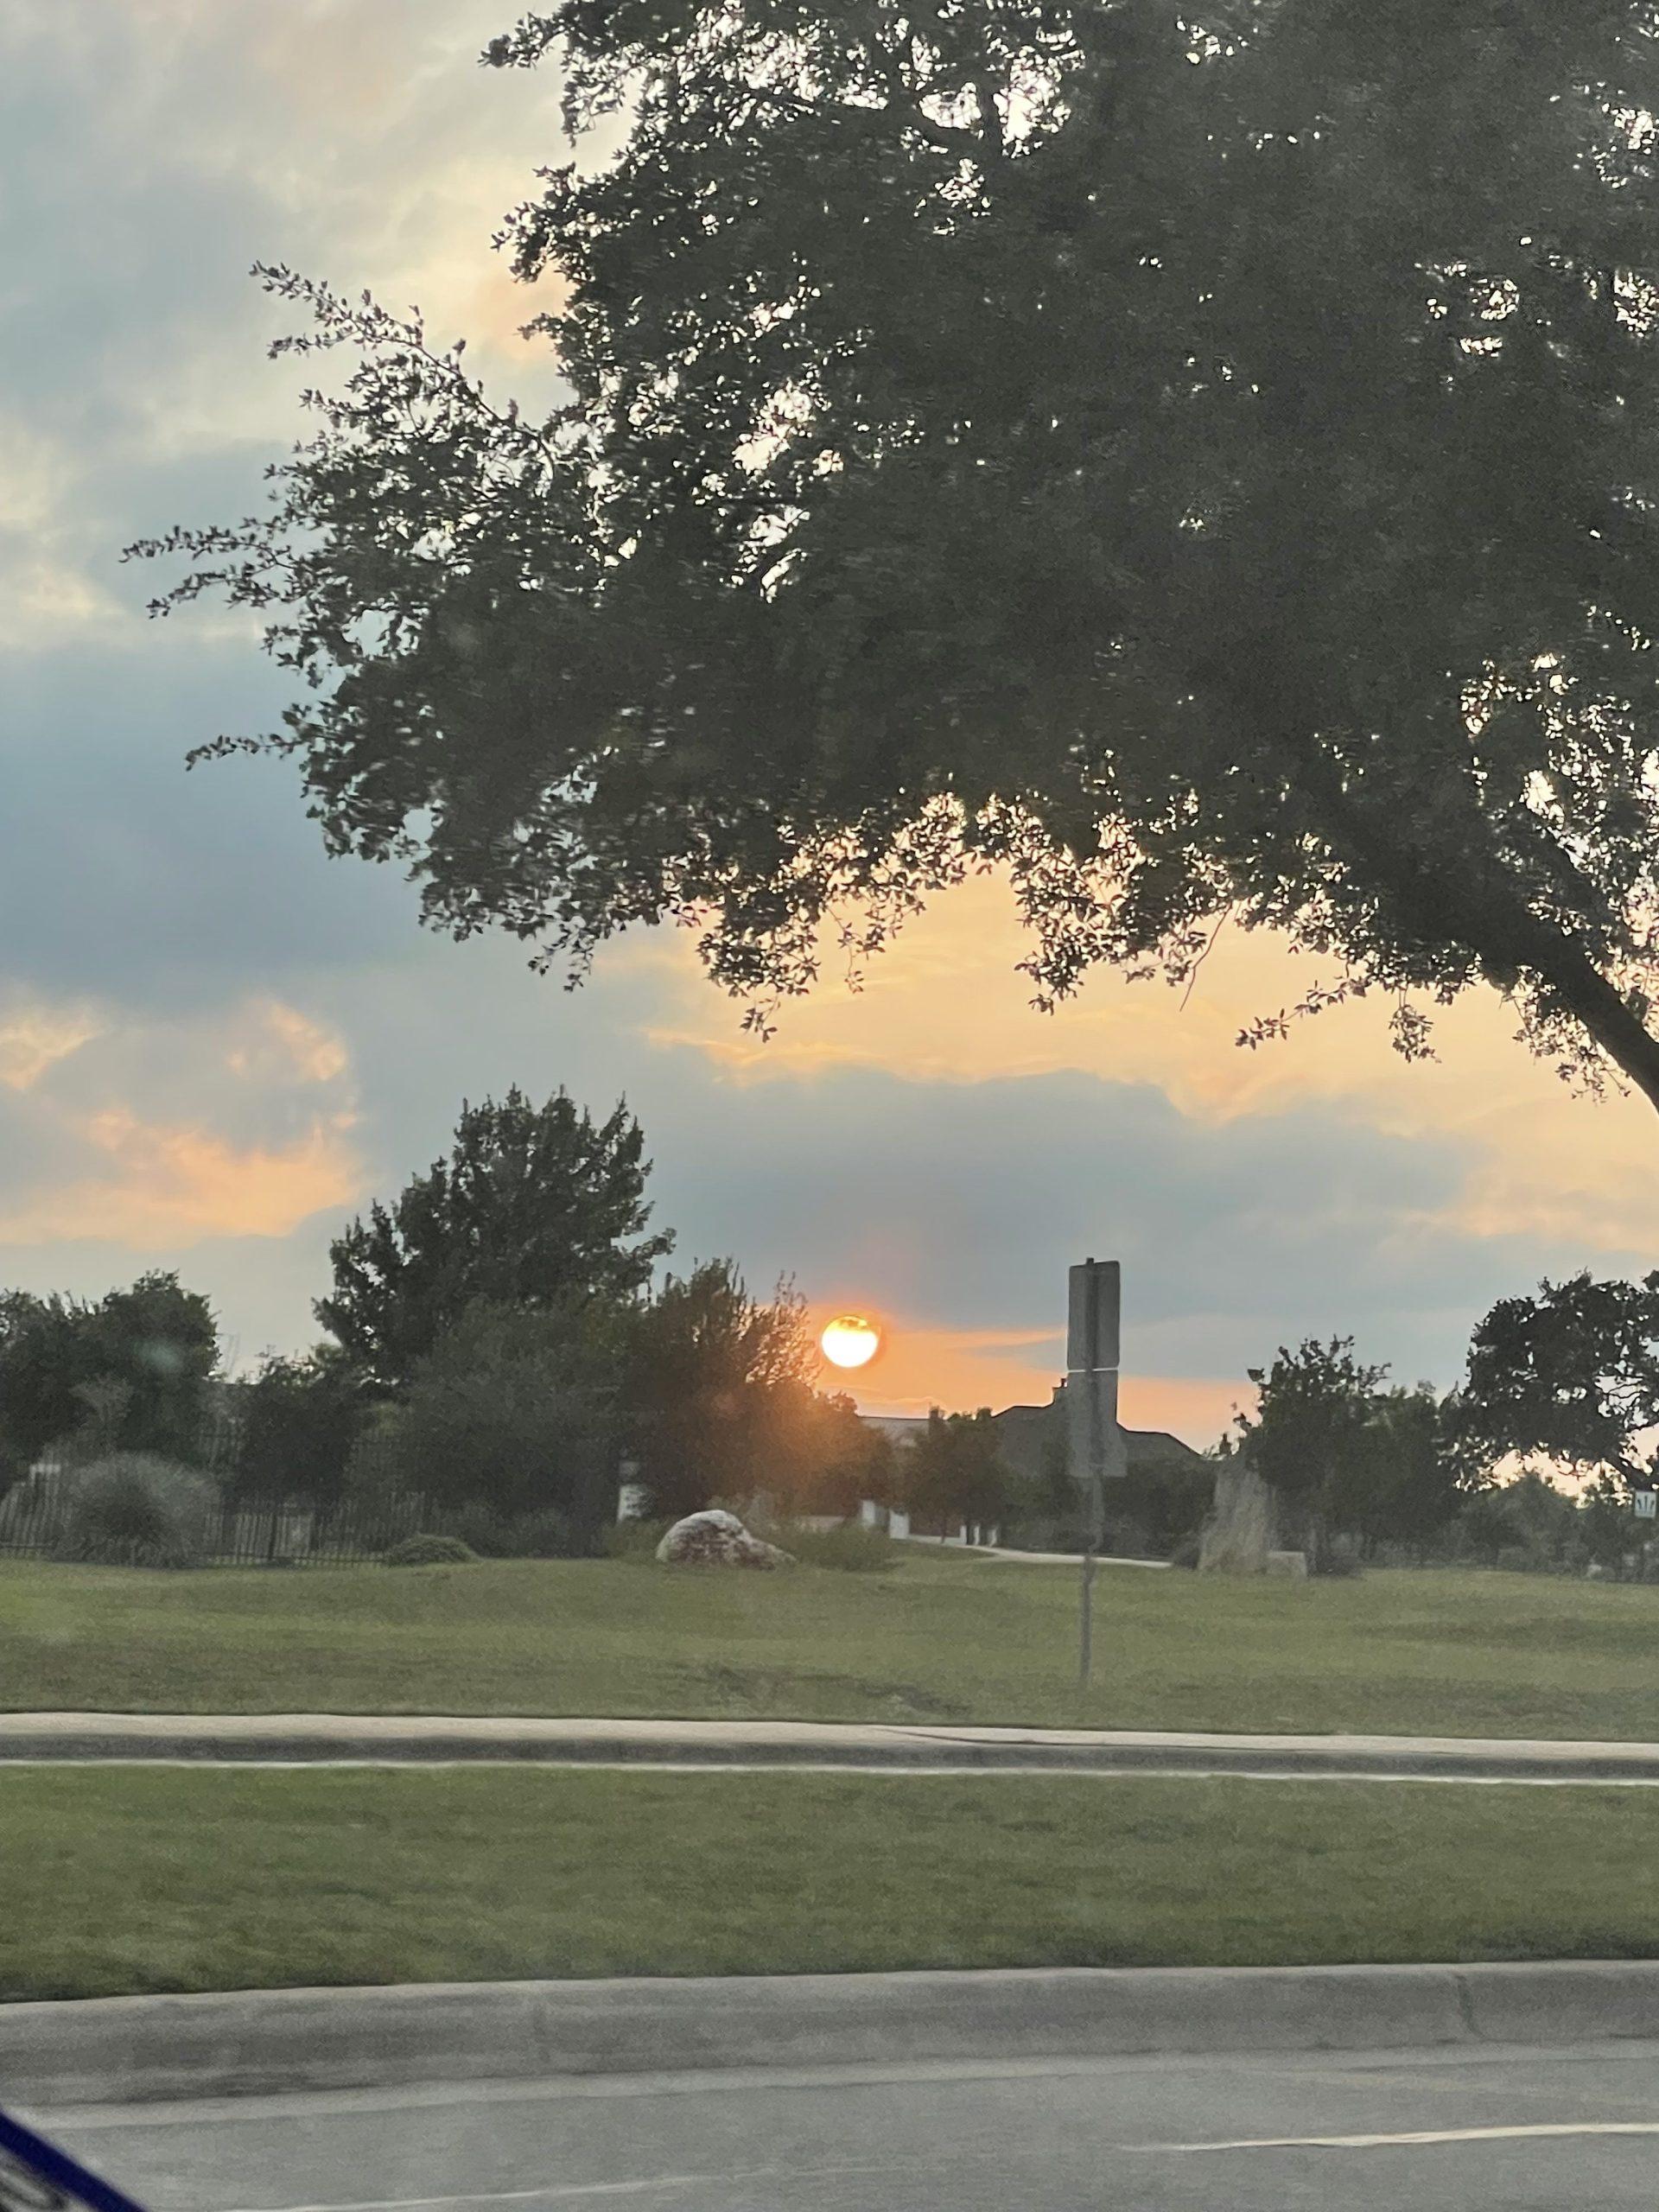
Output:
[860, 1402, 1207, 1474]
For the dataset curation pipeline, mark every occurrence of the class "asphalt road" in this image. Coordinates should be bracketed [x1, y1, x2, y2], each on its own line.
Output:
[32, 2039, 1659, 2212]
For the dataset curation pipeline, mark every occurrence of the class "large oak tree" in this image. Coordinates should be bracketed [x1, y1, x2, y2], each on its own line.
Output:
[138, 3, 1659, 1104]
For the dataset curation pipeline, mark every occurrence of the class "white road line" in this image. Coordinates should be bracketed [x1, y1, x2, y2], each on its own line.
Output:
[218, 2164, 893, 2211]
[1148, 2121, 1659, 2153]
[221, 2187, 693, 2209]
[9, 1759, 1659, 1786]
[225, 2192, 569, 2211]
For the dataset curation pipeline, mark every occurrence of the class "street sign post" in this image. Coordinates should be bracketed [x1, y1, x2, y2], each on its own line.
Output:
[1067, 1259, 1128, 1688]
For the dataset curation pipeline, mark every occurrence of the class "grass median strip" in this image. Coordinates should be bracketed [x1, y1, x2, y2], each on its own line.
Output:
[6, 1555, 1659, 1739]
[5, 1767, 1659, 2001]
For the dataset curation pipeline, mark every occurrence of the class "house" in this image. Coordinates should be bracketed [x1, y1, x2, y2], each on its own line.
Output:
[989, 1385, 1209, 1487]
[860, 1388, 1211, 1555]
[860, 1393, 1206, 1485]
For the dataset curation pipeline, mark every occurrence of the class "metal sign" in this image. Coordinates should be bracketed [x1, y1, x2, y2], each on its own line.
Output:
[0, 2107, 148, 2212]
[1066, 1258, 1127, 1488]
[1065, 1366, 1129, 1490]
[1066, 1259, 1121, 1376]
[1636, 1491, 1657, 1522]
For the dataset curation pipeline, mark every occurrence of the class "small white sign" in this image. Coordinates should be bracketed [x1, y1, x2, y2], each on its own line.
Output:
[1635, 1491, 1657, 1522]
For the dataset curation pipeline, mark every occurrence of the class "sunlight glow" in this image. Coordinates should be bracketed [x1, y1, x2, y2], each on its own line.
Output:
[820, 1314, 882, 1370]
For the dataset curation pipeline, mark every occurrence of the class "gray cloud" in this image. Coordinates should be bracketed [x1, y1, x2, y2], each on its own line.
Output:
[2, 645, 422, 1010]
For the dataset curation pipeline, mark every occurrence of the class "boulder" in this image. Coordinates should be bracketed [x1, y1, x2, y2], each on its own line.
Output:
[1198, 1457, 1277, 1573]
[655, 1509, 795, 1569]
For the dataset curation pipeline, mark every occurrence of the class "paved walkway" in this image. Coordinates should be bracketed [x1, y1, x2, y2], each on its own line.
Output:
[7, 1712, 1659, 1783]
[977, 1548, 1170, 1568]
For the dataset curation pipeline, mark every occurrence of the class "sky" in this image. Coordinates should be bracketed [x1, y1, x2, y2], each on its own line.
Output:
[2, 0, 1655, 1443]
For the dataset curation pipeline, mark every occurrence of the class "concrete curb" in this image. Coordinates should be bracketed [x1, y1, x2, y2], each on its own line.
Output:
[10, 1962, 1659, 2109]
[7, 1713, 1659, 1783]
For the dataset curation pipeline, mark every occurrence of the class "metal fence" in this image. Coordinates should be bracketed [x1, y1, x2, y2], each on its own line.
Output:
[0, 1465, 440, 1567]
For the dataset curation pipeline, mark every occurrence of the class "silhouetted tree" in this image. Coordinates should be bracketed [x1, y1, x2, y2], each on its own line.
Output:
[795, 1400, 896, 1519]
[1473, 1467, 1581, 1569]
[0, 1274, 219, 1483]
[1327, 1383, 1473, 1556]
[0, 1294, 88, 1484]
[318, 1088, 671, 1385]
[626, 1260, 817, 1519]
[902, 1408, 1014, 1536]
[370, 1299, 622, 1531]
[1238, 1337, 1387, 1570]
[1460, 1271, 1659, 1490]
[230, 1346, 367, 1507]
[87, 1275, 220, 1462]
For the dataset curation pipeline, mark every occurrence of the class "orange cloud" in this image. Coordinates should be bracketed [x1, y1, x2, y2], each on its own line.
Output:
[0, 1003, 100, 1092]
[0, 1109, 362, 1245]
[461, 263, 569, 358]
[227, 1001, 350, 1087]
[631, 874, 1659, 1255]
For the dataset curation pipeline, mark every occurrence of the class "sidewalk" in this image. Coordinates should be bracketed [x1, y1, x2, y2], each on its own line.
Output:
[7, 1711, 1659, 1783]
[979, 1548, 1170, 1568]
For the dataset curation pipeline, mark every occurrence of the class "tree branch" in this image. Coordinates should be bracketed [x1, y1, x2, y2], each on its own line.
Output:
[1197, 643, 1659, 1115]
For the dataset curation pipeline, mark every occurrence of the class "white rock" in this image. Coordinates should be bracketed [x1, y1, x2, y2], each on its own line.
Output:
[655, 1508, 795, 1569]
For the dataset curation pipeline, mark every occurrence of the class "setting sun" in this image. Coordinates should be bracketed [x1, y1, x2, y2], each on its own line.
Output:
[820, 1313, 882, 1370]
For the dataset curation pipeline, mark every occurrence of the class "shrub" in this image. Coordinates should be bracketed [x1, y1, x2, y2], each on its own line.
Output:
[603, 1517, 668, 1563]
[512, 1506, 588, 1558]
[1495, 1543, 1551, 1576]
[52, 1454, 217, 1569]
[440, 1503, 592, 1558]
[1309, 1546, 1363, 1579]
[781, 1520, 897, 1573]
[435, 1503, 513, 1557]
[385, 1533, 477, 1567]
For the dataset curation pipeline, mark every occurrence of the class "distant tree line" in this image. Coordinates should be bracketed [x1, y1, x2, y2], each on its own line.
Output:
[1230, 1270, 1659, 1576]
[0, 1087, 889, 1555]
[5, 1078, 1657, 1573]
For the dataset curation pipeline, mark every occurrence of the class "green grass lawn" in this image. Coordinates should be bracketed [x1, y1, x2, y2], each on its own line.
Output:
[5, 1552, 1659, 1738]
[3, 1766, 1658, 2001]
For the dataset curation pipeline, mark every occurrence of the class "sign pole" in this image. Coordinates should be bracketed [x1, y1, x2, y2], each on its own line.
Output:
[1078, 1544, 1096, 1688]
[1068, 1260, 1123, 1692]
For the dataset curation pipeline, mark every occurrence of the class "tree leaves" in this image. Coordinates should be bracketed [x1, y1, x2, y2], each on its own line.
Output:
[315, 1087, 671, 1383]
[1460, 1270, 1659, 1486]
